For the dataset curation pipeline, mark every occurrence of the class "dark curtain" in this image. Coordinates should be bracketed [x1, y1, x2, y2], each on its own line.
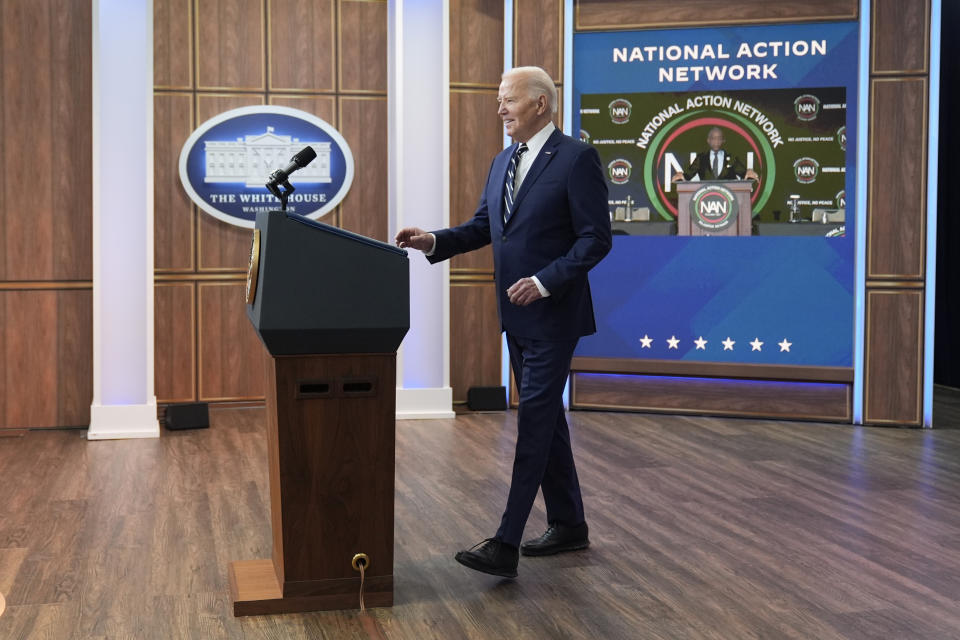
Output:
[934, 0, 959, 388]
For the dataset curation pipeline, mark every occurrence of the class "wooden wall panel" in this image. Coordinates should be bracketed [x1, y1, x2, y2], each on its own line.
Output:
[55, 290, 93, 427]
[195, 94, 267, 133]
[864, 290, 923, 426]
[197, 94, 265, 271]
[196, 0, 265, 90]
[572, 357, 853, 383]
[515, 0, 563, 82]
[0, 295, 4, 423]
[555, 97, 563, 136]
[154, 93, 195, 271]
[155, 283, 196, 403]
[2, 292, 57, 427]
[198, 283, 266, 401]
[449, 90, 500, 273]
[269, 0, 335, 92]
[0, 17, 3, 284]
[339, 97, 388, 242]
[871, 0, 929, 74]
[199, 215, 255, 272]
[339, 0, 388, 93]
[450, 283, 502, 403]
[51, 2, 93, 281]
[450, 0, 503, 86]
[155, 0, 193, 89]
[867, 78, 927, 279]
[572, 372, 851, 422]
[0, 2, 91, 428]
[2, 2, 53, 281]
[861, 0, 932, 426]
[1, 1, 91, 281]
[269, 95, 337, 126]
[574, 0, 858, 30]
[0, 288, 95, 429]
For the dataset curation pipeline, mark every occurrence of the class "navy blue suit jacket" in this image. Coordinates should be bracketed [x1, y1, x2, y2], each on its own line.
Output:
[429, 128, 611, 341]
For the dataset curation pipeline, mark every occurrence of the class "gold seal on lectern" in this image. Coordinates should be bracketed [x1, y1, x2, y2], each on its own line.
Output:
[245, 229, 261, 305]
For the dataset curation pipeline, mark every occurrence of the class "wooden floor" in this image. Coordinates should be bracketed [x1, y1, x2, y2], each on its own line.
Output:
[935, 384, 960, 427]
[2, 408, 960, 639]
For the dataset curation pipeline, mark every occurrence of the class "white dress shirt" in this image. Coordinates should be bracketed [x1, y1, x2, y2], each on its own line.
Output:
[512, 121, 555, 193]
[710, 150, 725, 175]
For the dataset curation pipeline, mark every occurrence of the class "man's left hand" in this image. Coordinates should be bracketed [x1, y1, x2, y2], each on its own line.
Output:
[745, 169, 759, 181]
[506, 278, 543, 306]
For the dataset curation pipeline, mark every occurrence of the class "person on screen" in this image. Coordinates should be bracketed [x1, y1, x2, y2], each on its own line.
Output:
[672, 126, 759, 182]
[395, 66, 611, 579]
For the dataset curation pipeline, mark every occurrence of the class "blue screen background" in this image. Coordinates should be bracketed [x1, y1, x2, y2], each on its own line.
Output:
[574, 22, 859, 366]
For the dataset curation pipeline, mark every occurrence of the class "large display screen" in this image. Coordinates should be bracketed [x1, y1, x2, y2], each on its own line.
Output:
[574, 22, 859, 366]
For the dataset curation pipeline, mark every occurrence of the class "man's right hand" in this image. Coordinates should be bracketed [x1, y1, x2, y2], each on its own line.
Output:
[395, 227, 434, 252]
[671, 172, 685, 183]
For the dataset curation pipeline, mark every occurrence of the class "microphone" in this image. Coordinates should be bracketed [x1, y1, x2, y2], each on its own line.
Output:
[267, 146, 317, 187]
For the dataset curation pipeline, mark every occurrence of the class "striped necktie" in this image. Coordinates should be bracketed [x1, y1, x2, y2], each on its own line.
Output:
[503, 143, 528, 222]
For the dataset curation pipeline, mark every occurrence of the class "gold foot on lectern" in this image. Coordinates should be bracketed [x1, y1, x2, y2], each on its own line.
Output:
[228, 559, 393, 616]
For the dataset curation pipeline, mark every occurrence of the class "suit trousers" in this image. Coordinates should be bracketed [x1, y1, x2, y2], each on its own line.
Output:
[495, 333, 585, 547]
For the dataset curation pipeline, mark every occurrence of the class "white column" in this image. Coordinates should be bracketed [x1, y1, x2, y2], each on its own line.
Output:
[922, 0, 942, 427]
[88, 0, 160, 439]
[389, 0, 455, 419]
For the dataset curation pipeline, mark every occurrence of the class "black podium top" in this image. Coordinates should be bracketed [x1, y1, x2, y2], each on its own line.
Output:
[246, 211, 410, 356]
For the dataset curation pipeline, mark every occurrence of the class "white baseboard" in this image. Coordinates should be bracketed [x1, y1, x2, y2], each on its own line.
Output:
[88, 400, 161, 440]
[396, 387, 455, 419]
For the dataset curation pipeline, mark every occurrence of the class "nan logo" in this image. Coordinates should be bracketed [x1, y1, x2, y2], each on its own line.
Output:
[836, 125, 847, 151]
[607, 159, 632, 184]
[579, 129, 591, 143]
[690, 184, 739, 232]
[835, 190, 846, 209]
[179, 105, 354, 228]
[794, 94, 821, 121]
[793, 157, 820, 184]
[608, 98, 632, 125]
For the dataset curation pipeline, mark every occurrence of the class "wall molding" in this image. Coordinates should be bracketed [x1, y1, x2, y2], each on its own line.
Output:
[88, 401, 160, 440]
[396, 387, 456, 420]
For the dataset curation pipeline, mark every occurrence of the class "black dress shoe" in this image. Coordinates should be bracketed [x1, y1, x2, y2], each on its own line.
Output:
[520, 522, 590, 556]
[454, 538, 519, 578]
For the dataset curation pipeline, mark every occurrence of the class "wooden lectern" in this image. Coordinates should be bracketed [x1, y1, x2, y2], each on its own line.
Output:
[676, 180, 754, 236]
[230, 210, 409, 616]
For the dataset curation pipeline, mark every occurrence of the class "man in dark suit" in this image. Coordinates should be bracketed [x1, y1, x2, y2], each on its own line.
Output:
[395, 66, 611, 578]
[672, 126, 759, 182]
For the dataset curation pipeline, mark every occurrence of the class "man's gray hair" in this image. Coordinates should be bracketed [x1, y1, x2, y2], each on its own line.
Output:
[503, 66, 558, 115]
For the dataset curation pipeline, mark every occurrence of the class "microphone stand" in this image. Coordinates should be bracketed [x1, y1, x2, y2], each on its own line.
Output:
[264, 146, 316, 212]
[266, 176, 295, 212]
